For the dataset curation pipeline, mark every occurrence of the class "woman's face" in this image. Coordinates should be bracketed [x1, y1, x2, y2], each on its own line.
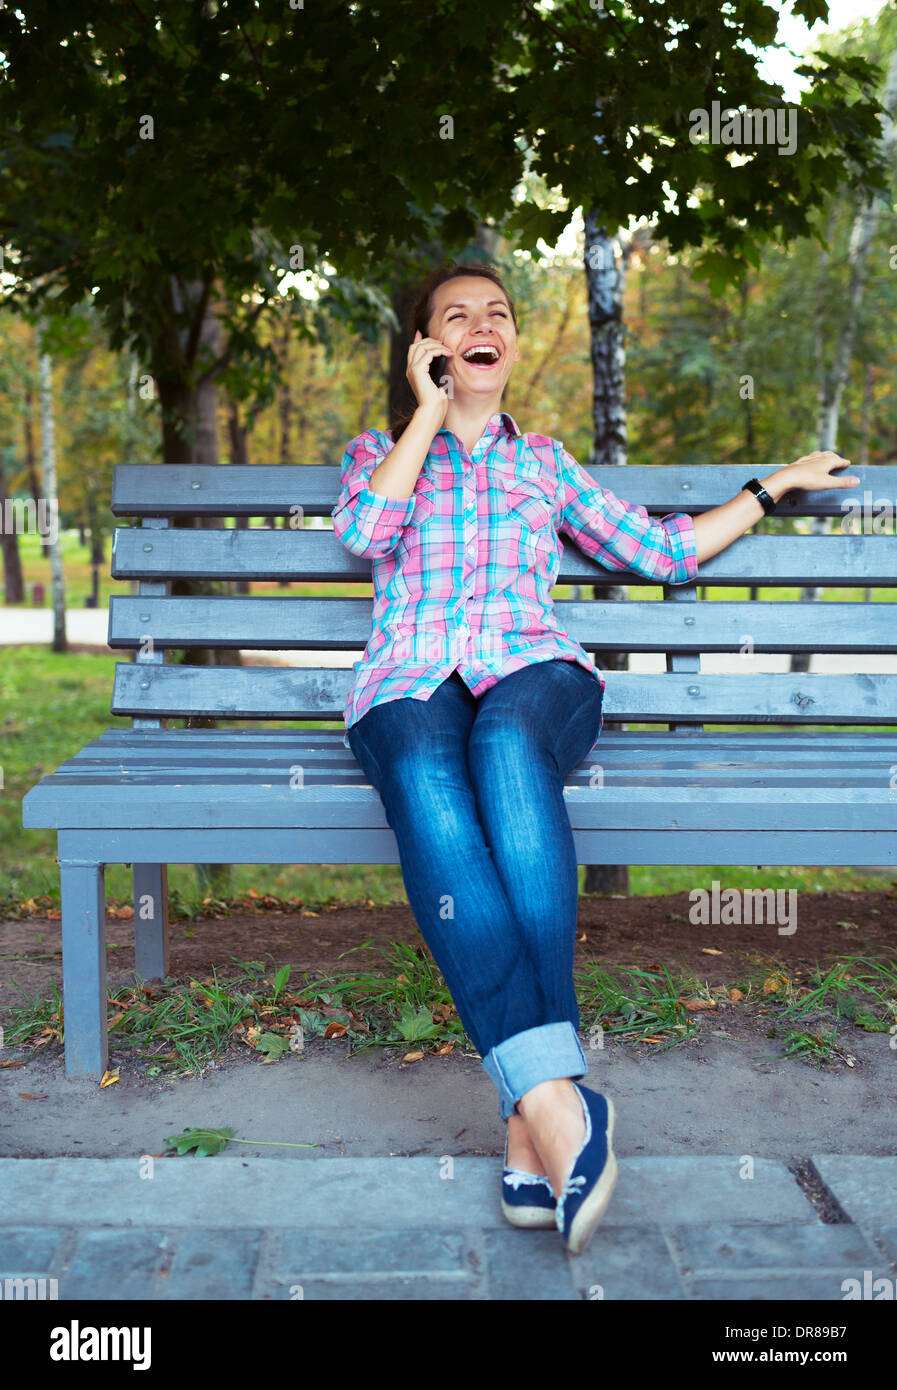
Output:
[426, 276, 521, 399]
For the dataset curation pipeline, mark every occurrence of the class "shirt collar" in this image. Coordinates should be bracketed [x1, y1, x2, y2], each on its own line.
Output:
[496, 411, 520, 438]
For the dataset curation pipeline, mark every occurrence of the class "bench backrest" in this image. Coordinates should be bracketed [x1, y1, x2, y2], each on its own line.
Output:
[108, 463, 897, 732]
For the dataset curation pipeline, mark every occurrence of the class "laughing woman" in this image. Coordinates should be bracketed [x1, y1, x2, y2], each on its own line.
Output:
[330, 260, 857, 1255]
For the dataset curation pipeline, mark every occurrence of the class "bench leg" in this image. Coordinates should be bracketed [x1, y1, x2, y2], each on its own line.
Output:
[59, 858, 108, 1081]
[133, 863, 169, 981]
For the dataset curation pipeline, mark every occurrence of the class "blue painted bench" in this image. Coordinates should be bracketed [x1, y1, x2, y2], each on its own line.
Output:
[22, 462, 897, 1079]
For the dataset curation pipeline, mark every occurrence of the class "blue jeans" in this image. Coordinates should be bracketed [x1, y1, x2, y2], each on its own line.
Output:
[346, 658, 605, 1121]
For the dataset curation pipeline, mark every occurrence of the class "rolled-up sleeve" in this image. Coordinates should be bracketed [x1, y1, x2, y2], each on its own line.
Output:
[331, 430, 419, 559]
[555, 443, 698, 585]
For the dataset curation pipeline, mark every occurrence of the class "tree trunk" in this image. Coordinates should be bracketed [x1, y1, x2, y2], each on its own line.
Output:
[0, 452, 25, 603]
[582, 212, 632, 896]
[38, 337, 67, 652]
[792, 41, 897, 673]
[23, 385, 46, 552]
[388, 280, 419, 430]
[154, 277, 238, 894]
[228, 399, 251, 596]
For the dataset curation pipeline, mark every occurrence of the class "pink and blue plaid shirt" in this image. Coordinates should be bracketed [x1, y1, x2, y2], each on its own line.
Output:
[332, 411, 698, 752]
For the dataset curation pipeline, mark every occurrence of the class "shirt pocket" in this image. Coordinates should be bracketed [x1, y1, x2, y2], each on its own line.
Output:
[408, 470, 436, 528]
[496, 474, 556, 562]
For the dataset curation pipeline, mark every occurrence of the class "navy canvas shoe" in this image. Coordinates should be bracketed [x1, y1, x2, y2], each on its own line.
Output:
[500, 1131, 557, 1229]
[554, 1083, 618, 1254]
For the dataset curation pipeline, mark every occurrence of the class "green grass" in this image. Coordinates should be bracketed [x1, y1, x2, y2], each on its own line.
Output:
[2, 943, 471, 1077]
[6, 943, 894, 1079]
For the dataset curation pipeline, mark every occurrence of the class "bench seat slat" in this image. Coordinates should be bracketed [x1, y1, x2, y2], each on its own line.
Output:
[24, 780, 897, 833]
[89, 727, 897, 750]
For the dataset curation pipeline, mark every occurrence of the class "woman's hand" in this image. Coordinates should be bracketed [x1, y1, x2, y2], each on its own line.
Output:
[407, 329, 454, 425]
[777, 450, 860, 499]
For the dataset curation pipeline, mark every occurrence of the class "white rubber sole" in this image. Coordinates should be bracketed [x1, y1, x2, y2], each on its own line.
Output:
[564, 1094, 618, 1255]
[500, 1197, 558, 1229]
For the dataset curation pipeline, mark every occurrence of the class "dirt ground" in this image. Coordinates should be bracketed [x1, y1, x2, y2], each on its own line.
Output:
[3, 886, 896, 1165]
[2, 884, 895, 1015]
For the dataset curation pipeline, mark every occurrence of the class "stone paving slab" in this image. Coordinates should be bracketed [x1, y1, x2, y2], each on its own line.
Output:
[670, 1221, 885, 1275]
[810, 1157, 897, 1230]
[1, 1156, 892, 1300]
[0, 1155, 818, 1230]
[2, 1219, 894, 1301]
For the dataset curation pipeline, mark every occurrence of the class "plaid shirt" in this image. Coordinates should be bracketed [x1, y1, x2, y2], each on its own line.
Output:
[332, 411, 698, 752]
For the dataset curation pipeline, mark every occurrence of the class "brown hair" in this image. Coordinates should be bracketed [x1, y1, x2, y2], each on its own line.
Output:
[389, 261, 519, 443]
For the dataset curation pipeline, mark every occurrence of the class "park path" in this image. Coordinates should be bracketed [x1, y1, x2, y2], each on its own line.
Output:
[1, 1153, 894, 1299]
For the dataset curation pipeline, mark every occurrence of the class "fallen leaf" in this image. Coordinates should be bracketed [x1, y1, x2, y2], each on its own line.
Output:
[640, 1036, 665, 1044]
[17, 1092, 48, 1100]
[396, 973, 410, 984]
[165, 1126, 234, 1157]
[577, 932, 586, 942]
[762, 975, 784, 994]
[99, 1068, 120, 1088]
[433, 1042, 455, 1056]
[677, 998, 717, 1012]
[402, 1050, 425, 1062]
[323, 1021, 348, 1038]
[701, 948, 724, 956]
[0, 1061, 26, 1069]
[835, 920, 860, 931]
[729, 988, 745, 1001]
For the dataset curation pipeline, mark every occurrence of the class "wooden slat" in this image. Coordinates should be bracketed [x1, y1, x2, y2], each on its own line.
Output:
[111, 462, 897, 518]
[109, 663, 897, 723]
[53, 824, 897, 867]
[111, 524, 897, 586]
[24, 768, 897, 832]
[87, 726, 897, 760]
[53, 745, 897, 786]
[107, 594, 897, 653]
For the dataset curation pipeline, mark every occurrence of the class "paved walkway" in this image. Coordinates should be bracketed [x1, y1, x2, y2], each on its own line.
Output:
[1, 1155, 894, 1300]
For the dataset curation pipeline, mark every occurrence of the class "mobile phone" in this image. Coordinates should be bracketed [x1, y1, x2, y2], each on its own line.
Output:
[429, 354, 448, 386]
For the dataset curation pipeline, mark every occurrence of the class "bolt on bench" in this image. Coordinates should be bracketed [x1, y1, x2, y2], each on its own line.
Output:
[22, 462, 897, 1078]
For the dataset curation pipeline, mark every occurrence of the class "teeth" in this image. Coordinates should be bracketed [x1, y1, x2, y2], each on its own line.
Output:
[462, 344, 500, 362]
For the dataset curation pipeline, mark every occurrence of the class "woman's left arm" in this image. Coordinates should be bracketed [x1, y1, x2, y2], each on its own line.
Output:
[692, 451, 860, 566]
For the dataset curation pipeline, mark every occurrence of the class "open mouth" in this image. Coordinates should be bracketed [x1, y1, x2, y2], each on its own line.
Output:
[460, 344, 502, 369]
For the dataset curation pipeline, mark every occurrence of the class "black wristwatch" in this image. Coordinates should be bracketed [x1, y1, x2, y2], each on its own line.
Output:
[741, 477, 776, 516]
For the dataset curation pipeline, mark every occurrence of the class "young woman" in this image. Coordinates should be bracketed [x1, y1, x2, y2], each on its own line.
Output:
[331, 261, 858, 1255]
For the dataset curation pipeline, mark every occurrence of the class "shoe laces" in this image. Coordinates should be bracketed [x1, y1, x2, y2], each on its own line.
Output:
[503, 1169, 553, 1192]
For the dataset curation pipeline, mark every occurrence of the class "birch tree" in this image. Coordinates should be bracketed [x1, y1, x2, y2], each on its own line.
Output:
[791, 39, 897, 672]
[38, 327, 66, 653]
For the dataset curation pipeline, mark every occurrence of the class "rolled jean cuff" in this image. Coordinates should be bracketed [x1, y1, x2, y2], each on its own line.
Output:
[482, 1022, 588, 1122]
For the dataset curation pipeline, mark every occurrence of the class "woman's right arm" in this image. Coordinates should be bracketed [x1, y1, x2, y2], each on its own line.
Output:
[368, 401, 445, 497]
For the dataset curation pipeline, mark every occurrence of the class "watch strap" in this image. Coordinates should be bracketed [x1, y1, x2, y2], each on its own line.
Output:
[742, 477, 776, 515]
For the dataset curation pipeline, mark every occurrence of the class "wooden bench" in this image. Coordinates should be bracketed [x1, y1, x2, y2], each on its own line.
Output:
[22, 461, 897, 1079]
